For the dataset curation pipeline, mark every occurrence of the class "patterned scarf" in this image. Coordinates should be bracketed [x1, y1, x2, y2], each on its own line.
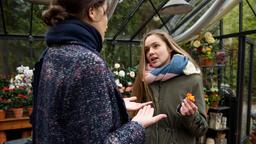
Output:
[145, 54, 200, 84]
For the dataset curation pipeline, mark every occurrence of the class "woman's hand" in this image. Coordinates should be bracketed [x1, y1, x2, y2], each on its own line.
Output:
[180, 99, 198, 116]
[132, 105, 167, 128]
[123, 96, 152, 111]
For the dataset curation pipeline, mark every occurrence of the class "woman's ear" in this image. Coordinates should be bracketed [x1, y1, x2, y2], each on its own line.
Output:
[168, 48, 173, 54]
[88, 7, 101, 22]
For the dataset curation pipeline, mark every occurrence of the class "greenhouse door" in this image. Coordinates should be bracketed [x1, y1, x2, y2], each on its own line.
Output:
[238, 37, 255, 143]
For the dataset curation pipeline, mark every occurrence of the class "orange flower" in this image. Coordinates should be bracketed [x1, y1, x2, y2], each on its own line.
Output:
[186, 92, 195, 103]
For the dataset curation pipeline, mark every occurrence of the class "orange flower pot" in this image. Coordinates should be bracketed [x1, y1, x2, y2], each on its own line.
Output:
[11, 108, 24, 118]
[0, 132, 6, 144]
[0, 110, 6, 120]
[199, 57, 214, 67]
[210, 101, 219, 108]
[27, 107, 33, 116]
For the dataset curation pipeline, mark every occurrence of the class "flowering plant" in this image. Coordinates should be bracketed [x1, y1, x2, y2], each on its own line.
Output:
[0, 78, 12, 110]
[190, 32, 217, 60]
[112, 63, 136, 97]
[9, 65, 33, 90]
[204, 86, 221, 107]
[8, 65, 33, 108]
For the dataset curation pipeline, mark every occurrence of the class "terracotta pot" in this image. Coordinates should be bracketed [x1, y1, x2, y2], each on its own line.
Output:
[216, 51, 226, 64]
[0, 132, 6, 144]
[210, 101, 219, 108]
[199, 57, 214, 67]
[11, 108, 24, 118]
[0, 110, 6, 120]
[22, 130, 32, 138]
[27, 107, 33, 116]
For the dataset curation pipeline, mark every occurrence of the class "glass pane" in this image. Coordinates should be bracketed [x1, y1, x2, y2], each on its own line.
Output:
[3, 0, 30, 35]
[0, 39, 45, 76]
[102, 43, 140, 68]
[32, 4, 48, 35]
[223, 4, 239, 34]
[240, 42, 253, 139]
[116, 0, 161, 40]
[0, 15, 3, 34]
[243, 0, 256, 31]
[106, 0, 140, 38]
[166, 0, 214, 37]
[222, 38, 239, 91]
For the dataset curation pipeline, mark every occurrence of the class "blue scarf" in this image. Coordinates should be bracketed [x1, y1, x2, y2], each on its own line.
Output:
[45, 17, 103, 53]
[145, 54, 200, 84]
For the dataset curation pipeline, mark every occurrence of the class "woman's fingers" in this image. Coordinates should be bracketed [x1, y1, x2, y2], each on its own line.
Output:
[132, 105, 167, 128]
[152, 114, 167, 123]
[124, 96, 137, 102]
[180, 99, 198, 116]
[140, 101, 153, 107]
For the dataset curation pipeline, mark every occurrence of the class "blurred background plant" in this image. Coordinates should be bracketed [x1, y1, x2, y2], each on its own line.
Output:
[8, 65, 33, 108]
[204, 86, 221, 107]
[0, 65, 33, 111]
[190, 32, 218, 60]
[112, 63, 137, 97]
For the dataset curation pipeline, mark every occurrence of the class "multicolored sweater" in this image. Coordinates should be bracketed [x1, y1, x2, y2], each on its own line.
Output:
[31, 18, 145, 144]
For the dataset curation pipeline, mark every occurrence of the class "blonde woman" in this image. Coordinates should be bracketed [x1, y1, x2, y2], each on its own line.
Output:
[132, 29, 208, 144]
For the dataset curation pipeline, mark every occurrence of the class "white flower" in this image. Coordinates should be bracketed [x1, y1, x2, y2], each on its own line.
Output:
[119, 70, 125, 77]
[204, 32, 213, 39]
[11, 65, 33, 89]
[127, 82, 132, 86]
[15, 74, 23, 81]
[153, 16, 160, 21]
[115, 79, 120, 85]
[24, 69, 33, 78]
[119, 0, 124, 3]
[17, 65, 25, 73]
[9, 84, 15, 89]
[129, 71, 135, 78]
[114, 63, 120, 69]
[193, 40, 201, 48]
[206, 37, 215, 44]
[113, 71, 119, 76]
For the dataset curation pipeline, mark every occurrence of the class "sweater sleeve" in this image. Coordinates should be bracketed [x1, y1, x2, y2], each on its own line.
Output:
[65, 54, 145, 144]
[176, 75, 208, 137]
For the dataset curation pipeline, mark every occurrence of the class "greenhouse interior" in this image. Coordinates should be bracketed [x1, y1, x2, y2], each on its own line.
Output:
[0, 0, 255, 144]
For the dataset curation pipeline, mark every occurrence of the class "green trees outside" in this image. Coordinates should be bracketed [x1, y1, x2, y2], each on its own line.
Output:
[0, 0, 255, 89]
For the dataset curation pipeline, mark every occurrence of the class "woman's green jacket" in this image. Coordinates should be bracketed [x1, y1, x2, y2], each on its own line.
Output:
[145, 74, 208, 144]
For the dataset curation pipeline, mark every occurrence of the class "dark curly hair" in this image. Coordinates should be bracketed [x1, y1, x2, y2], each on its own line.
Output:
[42, 0, 106, 26]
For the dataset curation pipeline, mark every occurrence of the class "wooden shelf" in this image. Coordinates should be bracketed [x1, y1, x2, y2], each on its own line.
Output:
[0, 117, 32, 131]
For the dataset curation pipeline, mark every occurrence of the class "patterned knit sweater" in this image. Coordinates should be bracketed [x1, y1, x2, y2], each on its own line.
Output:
[31, 18, 145, 144]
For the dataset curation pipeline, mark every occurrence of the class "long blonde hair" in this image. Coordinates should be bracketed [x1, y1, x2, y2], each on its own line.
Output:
[132, 29, 200, 102]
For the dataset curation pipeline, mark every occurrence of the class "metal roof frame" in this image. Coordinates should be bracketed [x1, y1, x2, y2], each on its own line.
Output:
[0, 0, 255, 44]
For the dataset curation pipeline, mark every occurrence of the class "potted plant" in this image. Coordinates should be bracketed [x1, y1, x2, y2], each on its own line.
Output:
[24, 92, 33, 115]
[0, 79, 11, 119]
[206, 87, 221, 108]
[8, 65, 33, 118]
[0, 101, 8, 120]
[190, 32, 218, 67]
[112, 63, 136, 97]
[215, 51, 226, 65]
[204, 94, 210, 113]
[9, 88, 30, 118]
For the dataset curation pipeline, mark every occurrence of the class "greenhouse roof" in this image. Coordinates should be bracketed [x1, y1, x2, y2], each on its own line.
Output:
[0, 0, 255, 44]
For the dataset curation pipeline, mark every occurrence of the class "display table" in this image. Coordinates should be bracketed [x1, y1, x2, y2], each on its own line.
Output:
[0, 117, 32, 144]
